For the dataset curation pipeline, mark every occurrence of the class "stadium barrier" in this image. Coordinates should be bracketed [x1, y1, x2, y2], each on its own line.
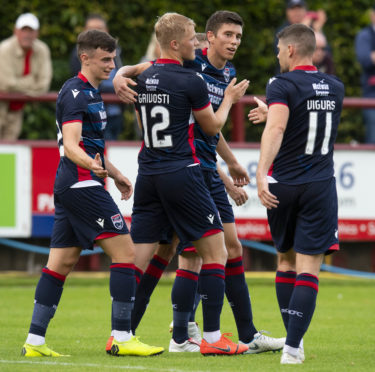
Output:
[2, 92, 375, 142]
[1, 237, 374, 279]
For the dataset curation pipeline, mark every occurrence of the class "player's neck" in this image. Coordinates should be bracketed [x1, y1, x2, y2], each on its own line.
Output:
[206, 47, 227, 70]
[159, 51, 183, 65]
[289, 58, 313, 71]
[80, 68, 101, 89]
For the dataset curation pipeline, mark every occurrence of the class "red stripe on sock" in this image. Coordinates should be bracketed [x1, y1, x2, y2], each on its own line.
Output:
[295, 280, 319, 292]
[153, 254, 169, 266]
[42, 267, 66, 282]
[201, 263, 225, 271]
[275, 277, 296, 284]
[225, 265, 244, 276]
[176, 269, 198, 281]
[226, 256, 243, 265]
[145, 264, 164, 279]
[110, 263, 135, 270]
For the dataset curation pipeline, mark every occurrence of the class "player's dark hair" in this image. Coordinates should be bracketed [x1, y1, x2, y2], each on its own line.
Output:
[277, 23, 316, 56]
[77, 29, 116, 57]
[205, 11, 243, 35]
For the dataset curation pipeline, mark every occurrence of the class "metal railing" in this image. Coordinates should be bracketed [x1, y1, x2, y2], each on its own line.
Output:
[1, 92, 375, 142]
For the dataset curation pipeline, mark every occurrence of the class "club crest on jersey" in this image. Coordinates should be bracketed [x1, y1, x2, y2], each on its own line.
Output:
[111, 214, 124, 230]
[223, 68, 230, 83]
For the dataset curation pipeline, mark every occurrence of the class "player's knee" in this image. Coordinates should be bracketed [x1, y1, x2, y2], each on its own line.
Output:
[226, 238, 243, 259]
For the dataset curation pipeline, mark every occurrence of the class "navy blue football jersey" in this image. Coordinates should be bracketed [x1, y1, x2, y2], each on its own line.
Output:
[184, 48, 236, 170]
[266, 66, 345, 184]
[54, 72, 108, 193]
[135, 59, 210, 175]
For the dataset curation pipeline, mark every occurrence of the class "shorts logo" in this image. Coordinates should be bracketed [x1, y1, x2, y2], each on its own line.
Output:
[111, 214, 124, 230]
[207, 214, 214, 224]
[96, 218, 104, 228]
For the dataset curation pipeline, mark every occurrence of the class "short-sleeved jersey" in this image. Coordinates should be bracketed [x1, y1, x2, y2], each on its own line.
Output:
[135, 59, 210, 175]
[54, 72, 108, 193]
[184, 48, 236, 170]
[266, 66, 345, 184]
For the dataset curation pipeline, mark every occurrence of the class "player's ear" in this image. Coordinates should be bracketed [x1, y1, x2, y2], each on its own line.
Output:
[80, 52, 89, 66]
[170, 39, 179, 51]
[206, 30, 215, 44]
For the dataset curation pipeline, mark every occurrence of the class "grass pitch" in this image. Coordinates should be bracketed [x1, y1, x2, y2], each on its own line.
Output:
[0, 272, 374, 372]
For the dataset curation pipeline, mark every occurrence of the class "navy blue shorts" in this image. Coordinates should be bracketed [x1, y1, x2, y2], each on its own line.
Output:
[176, 169, 234, 254]
[267, 177, 339, 255]
[131, 166, 223, 244]
[50, 186, 129, 250]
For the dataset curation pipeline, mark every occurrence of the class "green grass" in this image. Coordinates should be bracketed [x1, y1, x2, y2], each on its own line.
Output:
[0, 274, 374, 371]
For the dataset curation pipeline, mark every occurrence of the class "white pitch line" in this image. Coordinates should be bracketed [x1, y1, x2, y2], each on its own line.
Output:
[0, 359, 207, 372]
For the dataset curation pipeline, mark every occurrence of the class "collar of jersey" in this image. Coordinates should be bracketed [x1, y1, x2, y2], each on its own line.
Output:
[155, 58, 181, 65]
[202, 47, 208, 56]
[293, 65, 318, 71]
[78, 71, 89, 82]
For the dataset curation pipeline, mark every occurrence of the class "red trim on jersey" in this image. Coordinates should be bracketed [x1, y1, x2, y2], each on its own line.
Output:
[269, 102, 288, 108]
[110, 263, 136, 270]
[276, 277, 296, 284]
[227, 256, 243, 265]
[192, 102, 211, 111]
[153, 254, 169, 267]
[42, 267, 66, 282]
[78, 72, 88, 82]
[176, 269, 199, 281]
[267, 163, 274, 177]
[188, 123, 200, 164]
[62, 119, 82, 125]
[77, 141, 92, 181]
[225, 266, 244, 276]
[295, 280, 319, 292]
[202, 48, 208, 56]
[328, 243, 339, 252]
[202, 228, 222, 238]
[96, 232, 119, 240]
[293, 65, 318, 71]
[155, 58, 181, 65]
[139, 141, 145, 154]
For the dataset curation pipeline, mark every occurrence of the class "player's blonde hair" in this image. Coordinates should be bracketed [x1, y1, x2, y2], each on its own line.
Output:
[155, 12, 195, 49]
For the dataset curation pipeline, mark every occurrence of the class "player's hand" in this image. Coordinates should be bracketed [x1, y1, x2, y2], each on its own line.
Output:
[113, 75, 138, 104]
[225, 77, 250, 104]
[248, 96, 268, 125]
[91, 153, 108, 178]
[227, 163, 250, 187]
[114, 175, 133, 200]
[227, 184, 248, 206]
[256, 175, 279, 209]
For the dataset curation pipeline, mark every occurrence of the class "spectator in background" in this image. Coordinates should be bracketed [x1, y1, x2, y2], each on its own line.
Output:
[355, 5, 375, 144]
[313, 32, 335, 74]
[196, 32, 209, 49]
[70, 14, 124, 140]
[0, 13, 52, 140]
[139, 32, 161, 63]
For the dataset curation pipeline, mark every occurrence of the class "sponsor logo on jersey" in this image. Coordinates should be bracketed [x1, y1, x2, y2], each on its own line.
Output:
[71, 89, 80, 98]
[223, 67, 230, 83]
[146, 74, 160, 91]
[312, 81, 330, 96]
[96, 218, 104, 228]
[207, 214, 214, 224]
[111, 214, 124, 230]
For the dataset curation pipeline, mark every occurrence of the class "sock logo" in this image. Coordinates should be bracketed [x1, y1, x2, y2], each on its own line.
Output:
[282, 308, 303, 318]
[200, 294, 208, 300]
[172, 304, 177, 309]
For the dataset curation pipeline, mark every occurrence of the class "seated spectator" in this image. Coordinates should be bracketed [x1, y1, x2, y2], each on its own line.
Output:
[355, 5, 375, 144]
[313, 32, 335, 74]
[0, 13, 52, 140]
[70, 14, 124, 140]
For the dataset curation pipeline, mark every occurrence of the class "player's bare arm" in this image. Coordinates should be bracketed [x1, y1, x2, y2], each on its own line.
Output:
[256, 104, 289, 209]
[62, 122, 108, 178]
[217, 165, 248, 206]
[105, 157, 133, 200]
[216, 132, 250, 186]
[113, 62, 152, 103]
[194, 77, 249, 136]
[248, 96, 268, 125]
